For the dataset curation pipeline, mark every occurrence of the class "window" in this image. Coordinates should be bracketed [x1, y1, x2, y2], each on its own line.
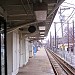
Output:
[0, 16, 7, 75]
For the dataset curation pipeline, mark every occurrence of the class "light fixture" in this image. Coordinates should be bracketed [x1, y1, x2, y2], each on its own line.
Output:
[39, 26, 45, 30]
[39, 37, 44, 38]
[46, 22, 50, 24]
[40, 35, 44, 36]
[40, 32, 45, 34]
[35, 11, 47, 21]
[44, 37, 46, 39]
[29, 37, 36, 38]
[33, 3, 47, 21]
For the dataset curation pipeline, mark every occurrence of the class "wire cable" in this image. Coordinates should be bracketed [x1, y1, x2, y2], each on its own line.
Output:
[64, 2, 75, 6]
[21, 0, 28, 15]
[27, 0, 33, 14]
[61, 5, 75, 9]
[56, 9, 75, 33]
[68, 11, 75, 21]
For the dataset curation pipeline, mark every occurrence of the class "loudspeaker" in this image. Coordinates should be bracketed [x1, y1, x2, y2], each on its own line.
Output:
[28, 26, 36, 33]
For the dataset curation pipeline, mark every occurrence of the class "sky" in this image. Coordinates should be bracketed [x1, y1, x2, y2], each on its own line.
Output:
[43, 0, 75, 43]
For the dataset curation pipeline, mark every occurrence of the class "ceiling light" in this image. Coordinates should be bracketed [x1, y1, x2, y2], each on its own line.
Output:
[29, 37, 36, 38]
[39, 26, 45, 30]
[44, 37, 46, 38]
[40, 35, 44, 36]
[46, 22, 50, 24]
[39, 37, 44, 38]
[40, 32, 45, 34]
[33, 2, 47, 21]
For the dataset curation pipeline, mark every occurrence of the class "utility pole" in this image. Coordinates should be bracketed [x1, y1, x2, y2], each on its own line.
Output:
[67, 21, 69, 52]
[50, 32, 52, 49]
[53, 36, 54, 51]
[60, 7, 64, 38]
[57, 36, 58, 49]
[59, 7, 64, 50]
[59, 7, 70, 50]
[47, 39, 49, 48]
[72, 20, 75, 54]
[54, 22, 57, 51]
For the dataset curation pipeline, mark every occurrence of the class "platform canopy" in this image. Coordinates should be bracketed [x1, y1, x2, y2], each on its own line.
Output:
[0, 0, 64, 41]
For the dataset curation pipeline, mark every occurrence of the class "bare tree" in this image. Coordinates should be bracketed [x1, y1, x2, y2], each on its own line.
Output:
[64, 26, 74, 43]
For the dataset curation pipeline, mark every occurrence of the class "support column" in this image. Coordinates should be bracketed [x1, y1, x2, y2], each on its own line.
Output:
[19, 34, 29, 66]
[19, 33, 23, 67]
[7, 32, 13, 75]
[7, 30, 20, 75]
[29, 42, 33, 58]
[12, 30, 19, 75]
[25, 38, 29, 64]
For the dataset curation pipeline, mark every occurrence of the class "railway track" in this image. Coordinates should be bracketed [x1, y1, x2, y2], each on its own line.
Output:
[46, 49, 75, 75]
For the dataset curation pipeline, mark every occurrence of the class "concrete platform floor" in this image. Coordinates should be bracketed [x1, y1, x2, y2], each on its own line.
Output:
[17, 47, 55, 75]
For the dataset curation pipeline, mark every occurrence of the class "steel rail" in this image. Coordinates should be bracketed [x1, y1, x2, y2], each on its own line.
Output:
[47, 49, 75, 75]
[46, 49, 67, 75]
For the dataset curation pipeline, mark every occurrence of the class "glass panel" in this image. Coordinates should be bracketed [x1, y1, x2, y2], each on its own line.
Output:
[0, 17, 7, 75]
[0, 23, 5, 75]
[1, 33, 5, 75]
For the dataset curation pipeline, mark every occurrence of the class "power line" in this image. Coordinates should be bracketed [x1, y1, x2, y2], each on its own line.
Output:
[64, 2, 75, 6]
[68, 11, 75, 21]
[66, 9, 75, 21]
[57, 8, 75, 34]
[51, 2, 75, 37]
[61, 5, 75, 9]
[56, 9, 75, 33]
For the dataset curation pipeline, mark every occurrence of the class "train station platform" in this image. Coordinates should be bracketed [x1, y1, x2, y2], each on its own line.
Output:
[17, 47, 55, 75]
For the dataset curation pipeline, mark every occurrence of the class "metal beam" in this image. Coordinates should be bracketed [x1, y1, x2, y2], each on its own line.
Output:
[7, 20, 29, 22]
[0, 6, 4, 16]
[48, 6, 55, 9]
[41, 0, 57, 4]
[48, 3, 56, 6]
[7, 20, 44, 33]
[7, 4, 33, 10]
[7, 15, 35, 20]
[0, 0, 28, 5]
[8, 14, 34, 17]
[6, 4, 33, 15]
[47, 0, 65, 18]
[7, 10, 32, 15]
